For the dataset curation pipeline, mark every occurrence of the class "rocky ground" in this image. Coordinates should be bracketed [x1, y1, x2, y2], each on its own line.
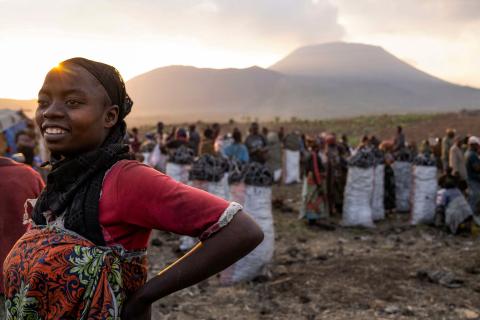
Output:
[146, 183, 480, 320]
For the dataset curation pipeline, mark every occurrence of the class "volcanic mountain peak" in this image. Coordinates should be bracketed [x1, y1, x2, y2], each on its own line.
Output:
[270, 42, 444, 83]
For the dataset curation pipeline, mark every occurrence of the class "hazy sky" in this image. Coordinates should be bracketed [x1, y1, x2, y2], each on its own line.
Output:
[0, 0, 479, 98]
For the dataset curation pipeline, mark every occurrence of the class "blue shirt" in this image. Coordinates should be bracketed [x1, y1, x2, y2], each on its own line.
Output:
[224, 143, 249, 163]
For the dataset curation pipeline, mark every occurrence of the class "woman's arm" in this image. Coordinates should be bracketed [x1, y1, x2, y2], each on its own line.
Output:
[122, 211, 264, 319]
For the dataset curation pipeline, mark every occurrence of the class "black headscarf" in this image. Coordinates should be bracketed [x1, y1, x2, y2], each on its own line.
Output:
[32, 57, 133, 245]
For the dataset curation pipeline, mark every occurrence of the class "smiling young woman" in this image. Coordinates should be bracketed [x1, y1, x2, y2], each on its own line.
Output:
[2, 58, 264, 320]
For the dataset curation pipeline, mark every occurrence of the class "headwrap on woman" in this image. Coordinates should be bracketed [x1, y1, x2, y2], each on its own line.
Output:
[32, 57, 134, 245]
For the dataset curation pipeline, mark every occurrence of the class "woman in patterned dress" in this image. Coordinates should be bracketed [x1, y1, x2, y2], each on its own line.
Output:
[3, 58, 263, 320]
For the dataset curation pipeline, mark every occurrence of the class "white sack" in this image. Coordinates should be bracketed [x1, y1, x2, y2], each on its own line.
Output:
[342, 166, 375, 228]
[230, 182, 246, 206]
[199, 173, 230, 200]
[284, 150, 300, 184]
[191, 174, 230, 200]
[182, 174, 230, 251]
[393, 161, 412, 212]
[179, 236, 197, 251]
[411, 166, 438, 225]
[166, 162, 190, 184]
[371, 165, 385, 221]
[168, 162, 195, 251]
[445, 195, 473, 234]
[220, 186, 274, 284]
[142, 152, 151, 165]
[149, 144, 167, 172]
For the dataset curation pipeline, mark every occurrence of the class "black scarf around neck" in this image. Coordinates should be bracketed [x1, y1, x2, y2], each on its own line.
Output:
[32, 139, 131, 245]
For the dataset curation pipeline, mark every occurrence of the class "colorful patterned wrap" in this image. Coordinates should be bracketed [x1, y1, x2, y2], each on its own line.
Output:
[3, 225, 147, 320]
[302, 172, 328, 221]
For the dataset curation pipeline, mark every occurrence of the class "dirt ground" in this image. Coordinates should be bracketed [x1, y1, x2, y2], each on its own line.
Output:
[146, 183, 480, 320]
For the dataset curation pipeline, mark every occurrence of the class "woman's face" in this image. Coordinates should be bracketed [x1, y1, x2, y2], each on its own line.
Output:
[36, 64, 118, 157]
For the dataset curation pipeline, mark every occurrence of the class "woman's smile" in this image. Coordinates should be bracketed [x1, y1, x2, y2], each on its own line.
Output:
[42, 123, 71, 142]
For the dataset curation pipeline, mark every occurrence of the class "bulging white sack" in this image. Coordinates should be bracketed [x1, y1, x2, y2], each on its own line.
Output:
[166, 162, 190, 184]
[149, 144, 167, 172]
[142, 152, 151, 165]
[229, 182, 246, 206]
[183, 174, 230, 252]
[191, 174, 230, 200]
[199, 173, 231, 200]
[342, 166, 375, 228]
[393, 161, 412, 212]
[179, 236, 197, 251]
[220, 186, 274, 285]
[284, 150, 300, 184]
[445, 195, 473, 234]
[371, 165, 385, 221]
[411, 166, 438, 225]
[168, 163, 195, 252]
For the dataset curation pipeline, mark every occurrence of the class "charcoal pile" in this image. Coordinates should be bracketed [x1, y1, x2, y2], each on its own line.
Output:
[348, 147, 375, 168]
[227, 159, 246, 184]
[170, 145, 195, 164]
[413, 153, 436, 166]
[394, 148, 414, 162]
[189, 154, 227, 182]
[244, 162, 274, 186]
[373, 148, 385, 165]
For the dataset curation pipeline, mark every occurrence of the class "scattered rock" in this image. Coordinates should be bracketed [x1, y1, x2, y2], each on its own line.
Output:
[327, 250, 336, 257]
[456, 308, 480, 319]
[401, 306, 415, 317]
[287, 247, 300, 258]
[416, 270, 464, 288]
[384, 304, 400, 314]
[421, 234, 434, 242]
[260, 308, 271, 315]
[251, 275, 270, 284]
[299, 295, 311, 304]
[315, 222, 337, 231]
[272, 198, 295, 213]
[465, 266, 480, 275]
[275, 265, 289, 276]
[355, 303, 370, 310]
[315, 254, 329, 261]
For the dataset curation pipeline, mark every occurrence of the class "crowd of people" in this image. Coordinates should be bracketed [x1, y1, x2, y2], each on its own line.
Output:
[4, 116, 480, 235]
[124, 122, 480, 234]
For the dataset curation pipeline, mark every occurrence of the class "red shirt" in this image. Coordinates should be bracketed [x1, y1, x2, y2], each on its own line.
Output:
[0, 157, 45, 293]
[99, 160, 231, 250]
